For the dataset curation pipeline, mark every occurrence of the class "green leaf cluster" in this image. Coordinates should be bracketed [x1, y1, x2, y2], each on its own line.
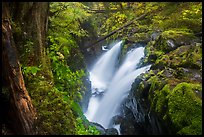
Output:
[150, 2, 202, 33]
[22, 66, 41, 76]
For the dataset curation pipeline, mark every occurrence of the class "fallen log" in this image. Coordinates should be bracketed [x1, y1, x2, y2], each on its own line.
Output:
[84, 12, 148, 49]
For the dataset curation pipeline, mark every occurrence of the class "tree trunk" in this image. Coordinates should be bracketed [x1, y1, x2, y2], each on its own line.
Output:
[2, 3, 36, 135]
[11, 2, 50, 68]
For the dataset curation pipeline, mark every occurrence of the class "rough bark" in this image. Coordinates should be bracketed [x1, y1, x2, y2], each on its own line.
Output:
[2, 3, 36, 135]
[11, 2, 49, 67]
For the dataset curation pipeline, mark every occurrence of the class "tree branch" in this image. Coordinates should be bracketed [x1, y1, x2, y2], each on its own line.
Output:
[84, 12, 148, 49]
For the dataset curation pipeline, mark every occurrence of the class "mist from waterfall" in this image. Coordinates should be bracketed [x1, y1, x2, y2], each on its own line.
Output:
[84, 41, 151, 129]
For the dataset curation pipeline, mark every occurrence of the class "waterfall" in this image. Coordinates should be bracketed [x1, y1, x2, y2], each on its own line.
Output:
[90, 41, 123, 92]
[84, 41, 151, 129]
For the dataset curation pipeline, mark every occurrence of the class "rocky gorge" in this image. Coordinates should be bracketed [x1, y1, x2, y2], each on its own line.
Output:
[82, 27, 202, 135]
[114, 29, 202, 135]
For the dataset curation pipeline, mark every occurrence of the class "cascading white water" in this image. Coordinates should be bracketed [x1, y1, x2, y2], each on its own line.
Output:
[90, 41, 123, 92]
[85, 41, 123, 121]
[84, 42, 151, 129]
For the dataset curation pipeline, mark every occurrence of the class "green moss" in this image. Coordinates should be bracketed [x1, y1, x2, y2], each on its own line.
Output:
[154, 44, 202, 70]
[148, 75, 167, 109]
[161, 29, 195, 41]
[179, 45, 202, 69]
[146, 74, 202, 135]
[27, 77, 77, 135]
[144, 41, 165, 64]
[154, 84, 170, 118]
[138, 82, 145, 92]
[127, 32, 148, 43]
[153, 29, 196, 53]
[167, 82, 202, 135]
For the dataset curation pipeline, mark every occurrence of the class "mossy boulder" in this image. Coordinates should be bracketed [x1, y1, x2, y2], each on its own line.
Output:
[168, 82, 202, 135]
[139, 41, 165, 68]
[154, 29, 198, 53]
[126, 23, 202, 135]
[151, 82, 202, 135]
[117, 38, 202, 135]
[129, 67, 202, 135]
[153, 43, 202, 70]
[126, 32, 150, 44]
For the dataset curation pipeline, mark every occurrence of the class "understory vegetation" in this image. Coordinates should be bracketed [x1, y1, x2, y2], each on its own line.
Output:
[2, 2, 202, 135]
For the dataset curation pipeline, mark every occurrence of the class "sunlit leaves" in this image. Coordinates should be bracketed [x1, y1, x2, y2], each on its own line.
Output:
[22, 66, 41, 76]
[100, 11, 128, 36]
[49, 2, 91, 38]
[150, 2, 202, 32]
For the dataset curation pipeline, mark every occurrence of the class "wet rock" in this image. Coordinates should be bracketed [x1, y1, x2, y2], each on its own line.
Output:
[120, 117, 141, 135]
[174, 67, 202, 83]
[111, 115, 123, 125]
[104, 128, 118, 135]
[148, 54, 158, 61]
[162, 67, 175, 78]
[90, 122, 120, 135]
[80, 77, 92, 112]
[150, 62, 165, 70]
[166, 39, 176, 49]
[90, 122, 106, 135]
[150, 31, 161, 41]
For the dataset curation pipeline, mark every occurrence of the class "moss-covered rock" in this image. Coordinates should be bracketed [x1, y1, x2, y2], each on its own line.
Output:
[125, 32, 150, 43]
[139, 40, 165, 68]
[128, 51, 202, 135]
[149, 81, 202, 135]
[142, 29, 200, 68]
[132, 66, 202, 134]
[153, 44, 202, 70]
[167, 82, 202, 135]
[153, 29, 198, 53]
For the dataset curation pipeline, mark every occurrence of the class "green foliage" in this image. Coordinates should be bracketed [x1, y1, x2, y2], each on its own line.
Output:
[168, 82, 202, 135]
[29, 2, 100, 135]
[75, 117, 100, 135]
[28, 78, 76, 135]
[48, 37, 86, 102]
[100, 11, 128, 36]
[22, 66, 41, 76]
[151, 2, 202, 33]
[48, 2, 89, 71]
[49, 2, 91, 39]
